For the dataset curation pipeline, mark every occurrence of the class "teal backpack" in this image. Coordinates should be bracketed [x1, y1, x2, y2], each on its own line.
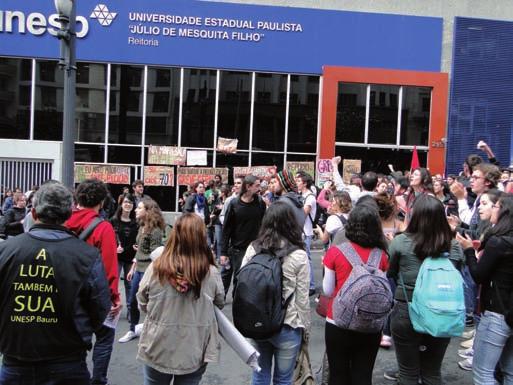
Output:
[400, 254, 465, 337]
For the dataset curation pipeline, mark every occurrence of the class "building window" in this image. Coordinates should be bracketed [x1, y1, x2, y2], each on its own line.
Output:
[253, 73, 287, 152]
[336, 82, 367, 143]
[108, 65, 144, 145]
[368, 84, 400, 145]
[181, 68, 216, 148]
[76, 63, 90, 84]
[34, 60, 63, 141]
[146, 67, 180, 146]
[401, 86, 431, 146]
[218, 71, 251, 150]
[39, 61, 56, 82]
[288, 75, 319, 153]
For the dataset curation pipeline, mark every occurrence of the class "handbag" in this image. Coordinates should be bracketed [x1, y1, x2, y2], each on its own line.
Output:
[315, 294, 331, 318]
[293, 332, 315, 385]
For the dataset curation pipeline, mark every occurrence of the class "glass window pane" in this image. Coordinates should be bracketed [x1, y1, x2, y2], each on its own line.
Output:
[288, 75, 319, 153]
[145, 67, 180, 146]
[75, 144, 104, 162]
[335, 83, 367, 143]
[109, 65, 143, 144]
[252, 73, 287, 152]
[107, 145, 141, 164]
[218, 71, 251, 150]
[334, 146, 428, 174]
[34, 60, 63, 141]
[251, 152, 284, 170]
[181, 68, 216, 148]
[0, 58, 31, 139]
[401, 86, 431, 146]
[368, 85, 399, 144]
[76, 62, 106, 143]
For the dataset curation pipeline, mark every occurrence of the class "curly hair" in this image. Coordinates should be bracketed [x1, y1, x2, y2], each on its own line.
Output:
[139, 197, 166, 233]
[75, 179, 108, 208]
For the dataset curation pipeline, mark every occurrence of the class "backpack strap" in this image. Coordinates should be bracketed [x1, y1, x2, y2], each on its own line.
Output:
[367, 248, 383, 269]
[336, 242, 363, 268]
[79, 217, 104, 241]
[337, 214, 348, 226]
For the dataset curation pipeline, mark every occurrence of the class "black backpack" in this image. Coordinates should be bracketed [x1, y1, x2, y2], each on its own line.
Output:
[232, 248, 296, 340]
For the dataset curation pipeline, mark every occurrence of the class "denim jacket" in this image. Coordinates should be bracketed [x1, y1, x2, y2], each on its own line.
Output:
[136, 264, 224, 375]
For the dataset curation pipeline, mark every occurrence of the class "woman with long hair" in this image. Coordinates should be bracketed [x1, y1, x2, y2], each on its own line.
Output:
[405, 167, 434, 222]
[387, 194, 464, 385]
[456, 194, 513, 385]
[109, 193, 138, 317]
[119, 198, 165, 343]
[240, 201, 310, 385]
[136, 213, 224, 385]
[322, 201, 389, 385]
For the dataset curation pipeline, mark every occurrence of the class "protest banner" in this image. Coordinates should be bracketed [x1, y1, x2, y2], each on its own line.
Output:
[148, 145, 186, 165]
[143, 166, 175, 187]
[316, 159, 333, 185]
[342, 159, 362, 184]
[217, 137, 238, 154]
[186, 150, 208, 166]
[233, 166, 276, 179]
[177, 167, 229, 186]
[74, 164, 130, 184]
[285, 161, 315, 179]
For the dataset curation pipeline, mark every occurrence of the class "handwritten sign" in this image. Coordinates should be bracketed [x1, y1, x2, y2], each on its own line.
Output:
[233, 166, 276, 179]
[342, 159, 362, 184]
[143, 166, 175, 186]
[177, 167, 229, 186]
[74, 164, 130, 184]
[285, 161, 315, 179]
[148, 145, 186, 165]
[217, 137, 239, 154]
[186, 150, 208, 166]
[316, 159, 333, 185]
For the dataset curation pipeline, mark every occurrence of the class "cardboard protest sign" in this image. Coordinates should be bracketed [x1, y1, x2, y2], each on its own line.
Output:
[316, 159, 333, 185]
[233, 166, 276, 179]
[143, 166, 174, 186]
[74, 164, 131, 184]
[177, 167, 229, 186]
[285, 161, 315, 179]
[217, 137, 238, 154]
[342, 159, 362, 184]
[148, 145, 186, 166]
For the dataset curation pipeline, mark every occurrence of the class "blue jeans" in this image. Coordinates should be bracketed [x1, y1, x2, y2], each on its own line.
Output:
[143, 364, 206, 385]
[0, 359, 90, 385]
[92, 325, 115, 385]
[118, 261, 132, 315]
[129, 270, 144, 331]
[250, 325, 302, 385]
[462, 266, 478, 318]
[303, 235, 315, 290]
[473, 311, 513, 385]
[214, 224, 223, 261]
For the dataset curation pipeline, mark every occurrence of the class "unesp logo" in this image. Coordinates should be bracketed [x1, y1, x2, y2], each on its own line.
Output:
[90, 4, 117, 26]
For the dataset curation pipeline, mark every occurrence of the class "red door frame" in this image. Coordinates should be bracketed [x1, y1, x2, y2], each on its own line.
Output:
[319, 66, 448, 174]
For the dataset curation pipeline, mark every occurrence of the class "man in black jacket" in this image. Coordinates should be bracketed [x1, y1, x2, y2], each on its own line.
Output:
[0, 182, 111, 385]
[220, 175, 266, 295]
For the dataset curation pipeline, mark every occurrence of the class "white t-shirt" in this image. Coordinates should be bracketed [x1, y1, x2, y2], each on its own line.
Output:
[325, 213, 347, 236]
[302, 192, 317, 237]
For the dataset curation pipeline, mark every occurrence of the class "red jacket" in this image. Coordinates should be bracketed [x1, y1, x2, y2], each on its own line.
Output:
[66, 208, 120, 305]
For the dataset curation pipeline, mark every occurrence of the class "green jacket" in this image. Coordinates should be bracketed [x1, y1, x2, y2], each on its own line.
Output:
[387, 233, 464, 302]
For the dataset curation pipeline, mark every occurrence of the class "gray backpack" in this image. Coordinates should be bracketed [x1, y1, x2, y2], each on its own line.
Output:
[332, 242, 393, 333]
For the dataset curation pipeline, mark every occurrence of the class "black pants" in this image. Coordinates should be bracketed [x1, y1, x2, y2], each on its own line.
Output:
[221, 247, 245, 295]
[390, 301, 451, 385]
[325, 322, 381, 385]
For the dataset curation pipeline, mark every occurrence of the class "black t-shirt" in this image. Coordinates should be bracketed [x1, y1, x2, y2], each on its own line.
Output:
[110, 217, 138, 263]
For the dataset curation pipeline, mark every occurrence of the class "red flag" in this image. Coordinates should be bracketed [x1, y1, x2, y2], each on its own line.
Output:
[410, 146, 420, 171]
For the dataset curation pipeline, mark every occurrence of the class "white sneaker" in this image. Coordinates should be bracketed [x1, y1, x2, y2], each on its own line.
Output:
[458, 357, 473, 371]
[118, 330, 138, 343]
[461, 329, 475, 339]
[458, 347, 474, 359]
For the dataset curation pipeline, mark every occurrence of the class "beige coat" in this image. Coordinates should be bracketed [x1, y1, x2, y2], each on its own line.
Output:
[241, 244, 311, 331]
[136, 264, 224, 375]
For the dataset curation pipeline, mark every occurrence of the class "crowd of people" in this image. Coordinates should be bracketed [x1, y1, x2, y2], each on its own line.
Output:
[0, 140, 512, 385]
